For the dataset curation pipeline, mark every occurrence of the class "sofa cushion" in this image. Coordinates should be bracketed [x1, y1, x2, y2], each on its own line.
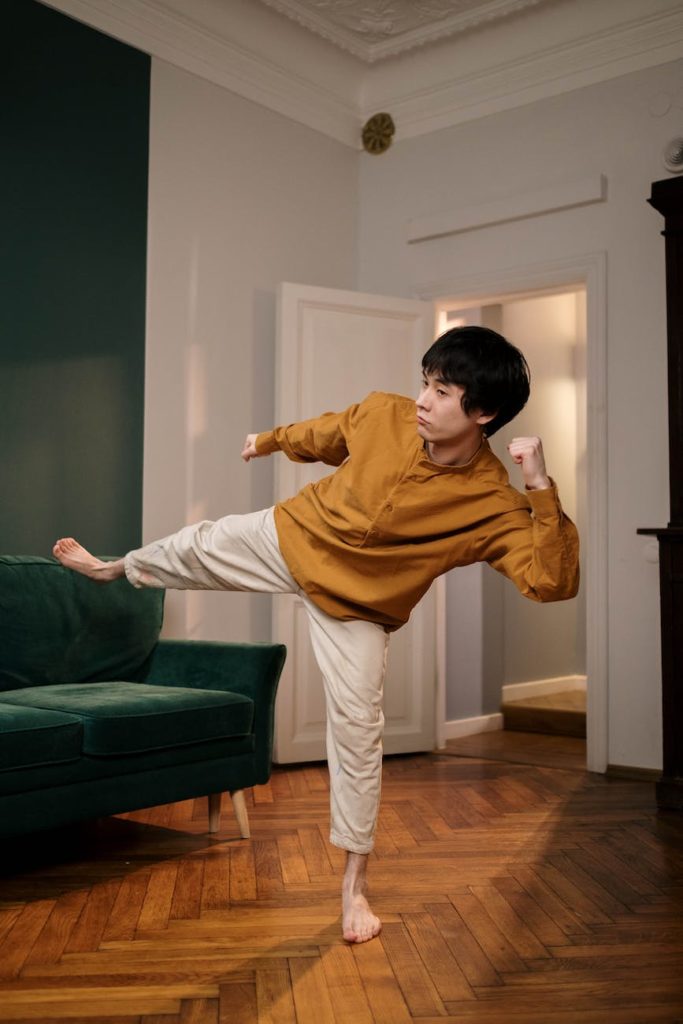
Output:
[0, 682, 254, 755]
[0, 734, 255, 798]
[0, 703, 83, 770]
[0, 556, 164, 691]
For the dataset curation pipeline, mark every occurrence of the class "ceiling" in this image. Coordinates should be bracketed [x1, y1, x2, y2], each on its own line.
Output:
[256, 0, 554, 62]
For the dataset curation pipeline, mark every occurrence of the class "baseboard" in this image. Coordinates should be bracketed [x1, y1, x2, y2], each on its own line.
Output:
[606, 763, 662, 783]
[502, 675, 587, 703]
[442, 712, 503, 741]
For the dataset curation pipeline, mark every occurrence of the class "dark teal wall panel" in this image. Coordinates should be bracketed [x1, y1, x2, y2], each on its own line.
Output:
[1, 0, 150, 555]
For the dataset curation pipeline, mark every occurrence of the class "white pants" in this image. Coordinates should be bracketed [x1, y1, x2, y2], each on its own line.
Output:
[125, 508, 389, 855]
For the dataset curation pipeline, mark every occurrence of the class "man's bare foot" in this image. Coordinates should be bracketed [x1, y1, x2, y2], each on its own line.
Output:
[342, 852, 382, 943]
[52, 539, 125, 583]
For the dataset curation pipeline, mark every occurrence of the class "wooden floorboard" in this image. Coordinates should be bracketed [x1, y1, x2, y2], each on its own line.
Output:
[1, 740, 682, 1023]
[444, 729, 587, 770]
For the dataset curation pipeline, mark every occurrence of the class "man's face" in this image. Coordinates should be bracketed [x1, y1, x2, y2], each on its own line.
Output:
[416, 372, 490, 446]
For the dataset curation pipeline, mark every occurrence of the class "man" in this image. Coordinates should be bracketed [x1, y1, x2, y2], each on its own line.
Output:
[54, 325, 579, 944]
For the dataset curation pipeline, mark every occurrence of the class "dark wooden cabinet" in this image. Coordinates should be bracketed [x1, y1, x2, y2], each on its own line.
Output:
[639, 176, 683, 810]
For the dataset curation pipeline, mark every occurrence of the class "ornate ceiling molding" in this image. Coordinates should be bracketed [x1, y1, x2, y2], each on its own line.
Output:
[256, 0, 553, 63]
[367, 6, 683, 138]
[41, 0, 683, 148]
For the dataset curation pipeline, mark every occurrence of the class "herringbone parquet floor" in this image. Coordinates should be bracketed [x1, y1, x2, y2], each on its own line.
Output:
[1, 742, 682, 1024]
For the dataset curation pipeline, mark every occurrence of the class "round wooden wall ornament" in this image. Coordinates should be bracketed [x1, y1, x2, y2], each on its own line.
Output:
[362, 112, 395, 155]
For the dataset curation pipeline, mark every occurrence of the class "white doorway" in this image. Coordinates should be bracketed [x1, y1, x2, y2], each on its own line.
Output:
[436, 289, 587, 760]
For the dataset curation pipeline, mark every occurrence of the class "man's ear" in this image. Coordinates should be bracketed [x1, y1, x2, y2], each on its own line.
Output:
[475, 410, 496, 427]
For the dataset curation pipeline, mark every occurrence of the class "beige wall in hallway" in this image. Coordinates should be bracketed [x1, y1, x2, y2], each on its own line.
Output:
[494, 291, 587, 686]
[444, 291, 586, 722]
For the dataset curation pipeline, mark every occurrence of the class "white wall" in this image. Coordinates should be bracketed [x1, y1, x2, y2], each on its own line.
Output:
[143, 58, 358, 643]
[358, 61, 680, 770]
[141, 45, 676, 770]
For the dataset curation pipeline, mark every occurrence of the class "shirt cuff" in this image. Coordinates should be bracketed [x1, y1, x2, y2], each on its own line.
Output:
[255, 430, 279, 455]
[526, 479, 563, 517]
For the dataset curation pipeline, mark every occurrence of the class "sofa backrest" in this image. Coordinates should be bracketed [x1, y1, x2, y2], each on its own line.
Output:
[0, 556, 164, 690]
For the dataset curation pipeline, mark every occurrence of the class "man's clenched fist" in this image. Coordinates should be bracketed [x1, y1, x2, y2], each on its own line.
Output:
[507, 436, 551, 491]
[241, 434, 260, 462]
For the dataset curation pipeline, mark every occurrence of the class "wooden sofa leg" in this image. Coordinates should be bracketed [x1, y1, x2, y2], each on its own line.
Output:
[230, 789, 251, 838]
[208, 792, 222, 833]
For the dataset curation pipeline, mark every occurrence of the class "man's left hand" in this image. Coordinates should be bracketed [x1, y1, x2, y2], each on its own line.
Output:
[507, 436, 552, 491]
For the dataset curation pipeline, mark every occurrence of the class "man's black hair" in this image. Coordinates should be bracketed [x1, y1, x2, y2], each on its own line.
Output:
[421, 325, 530, 437]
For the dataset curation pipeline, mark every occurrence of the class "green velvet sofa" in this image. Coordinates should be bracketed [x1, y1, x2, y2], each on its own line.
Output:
[0, 555, 286, 838]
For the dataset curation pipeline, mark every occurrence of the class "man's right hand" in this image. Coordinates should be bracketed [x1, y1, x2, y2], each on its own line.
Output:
[241, 434, 261, 462]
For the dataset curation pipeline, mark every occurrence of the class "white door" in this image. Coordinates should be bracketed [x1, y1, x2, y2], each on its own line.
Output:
[272, 282, 436, 763]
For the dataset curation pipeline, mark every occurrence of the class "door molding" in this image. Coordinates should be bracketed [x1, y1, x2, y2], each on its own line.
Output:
[418, 252, 608, 773]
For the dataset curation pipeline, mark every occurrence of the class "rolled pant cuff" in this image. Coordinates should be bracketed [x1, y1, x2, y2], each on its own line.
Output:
[123, 554, 145, 589]
[330, 829, 374, 855]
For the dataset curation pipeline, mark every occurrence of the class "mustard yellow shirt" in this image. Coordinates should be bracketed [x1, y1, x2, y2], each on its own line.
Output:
[256, 391, 579, 629]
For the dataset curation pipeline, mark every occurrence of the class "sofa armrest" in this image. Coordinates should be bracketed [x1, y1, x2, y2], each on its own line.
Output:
[141, 640, 286, 784]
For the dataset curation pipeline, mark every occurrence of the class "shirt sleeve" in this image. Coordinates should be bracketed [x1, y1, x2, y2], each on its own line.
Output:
[479, 482, 580, 602]
[255, 401, 361, 466]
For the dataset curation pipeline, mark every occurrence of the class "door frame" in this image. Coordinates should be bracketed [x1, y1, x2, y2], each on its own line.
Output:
[417, 252, 608, 773]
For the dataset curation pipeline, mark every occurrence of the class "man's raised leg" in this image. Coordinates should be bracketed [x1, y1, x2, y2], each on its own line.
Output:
[54, 509, 297, 596]
[53, 539, 125, 582]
